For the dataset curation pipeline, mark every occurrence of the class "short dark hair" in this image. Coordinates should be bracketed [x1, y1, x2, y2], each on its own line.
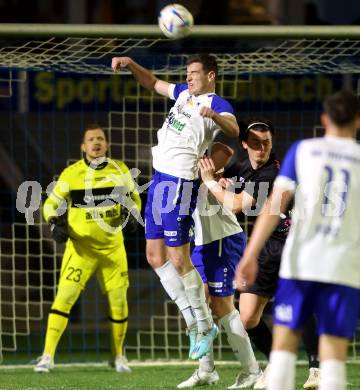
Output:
[239, 118, 275, 142]
[186, 54, 218, 78]
[323, 90, 359, 127]
[82, 123, 107, 142]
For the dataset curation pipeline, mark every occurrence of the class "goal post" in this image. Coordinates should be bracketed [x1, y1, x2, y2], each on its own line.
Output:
[0, 25, 359, 75]
[0, 24, 360, 38]
[0, 24, 360, 363]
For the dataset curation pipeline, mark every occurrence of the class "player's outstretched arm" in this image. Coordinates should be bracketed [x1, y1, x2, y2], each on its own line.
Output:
[235, 187, 293, 289]
[111, 56, 170, 96]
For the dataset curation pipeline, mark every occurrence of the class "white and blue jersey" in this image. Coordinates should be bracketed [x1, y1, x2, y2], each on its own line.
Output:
[145, 83, 235, 247]
[193, 185, 243, 246]
[272, 135, 360, 337]
[152, 83, 235, 180]
[275, 136, 360, 289]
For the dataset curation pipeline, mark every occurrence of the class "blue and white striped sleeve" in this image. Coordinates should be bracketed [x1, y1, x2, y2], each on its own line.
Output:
[274, 141, 300, 192]
[168, 83, 188, 100]
[210, 96, 235, 117]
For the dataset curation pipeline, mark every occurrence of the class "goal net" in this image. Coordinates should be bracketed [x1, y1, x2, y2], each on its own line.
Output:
[0, 26, 360, 363]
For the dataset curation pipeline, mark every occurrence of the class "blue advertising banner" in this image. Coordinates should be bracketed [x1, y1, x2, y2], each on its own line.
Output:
[11, 71, 349, 112]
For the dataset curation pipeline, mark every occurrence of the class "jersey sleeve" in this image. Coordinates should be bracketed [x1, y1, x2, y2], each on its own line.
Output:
[43, 168, 71, 222]
[275, 141, 300, 193]
[210, 95, 235, 116]
[168, 83, 188, 100]
[116, 161, 142, 212]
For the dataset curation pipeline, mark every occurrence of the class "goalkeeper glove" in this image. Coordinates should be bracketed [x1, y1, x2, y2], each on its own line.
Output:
[49, 216, 68, 243]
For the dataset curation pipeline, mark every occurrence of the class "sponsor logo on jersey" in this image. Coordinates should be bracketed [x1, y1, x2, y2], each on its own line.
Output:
[71, 186, 127, 208]
[176, 102, 192, 118]
[167, 111, 186, 132]
[83, 193, 120, 203]
[85, 208, 119, 220]
[274, 304, 293, 322]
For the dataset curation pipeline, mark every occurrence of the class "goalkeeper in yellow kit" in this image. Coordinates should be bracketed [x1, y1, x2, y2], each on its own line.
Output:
[34, 124, 141, 373]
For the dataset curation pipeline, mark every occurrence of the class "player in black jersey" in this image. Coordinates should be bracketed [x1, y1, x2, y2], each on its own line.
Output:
[199, 119, 319, 389]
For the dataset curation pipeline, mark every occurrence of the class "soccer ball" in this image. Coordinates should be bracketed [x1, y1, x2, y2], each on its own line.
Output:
[158, 4, 194, 39]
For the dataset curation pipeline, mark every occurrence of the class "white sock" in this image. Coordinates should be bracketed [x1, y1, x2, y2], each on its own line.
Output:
[219, 309, 259, 374]
[154, 261, 196, 328]
[319, 359, 346, 390]
[267, 350, 296, 390]
[199, 346, 215, 372]
[181, 269, 212, 332]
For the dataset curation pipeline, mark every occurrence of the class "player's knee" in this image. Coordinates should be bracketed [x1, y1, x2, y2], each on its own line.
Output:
[52, 283, 82, 314]
[146, 248, 165, 269]
[240, 312, 260, 330]
[169, 254, 192, 275]
[146, 253, 162, 268]
[210, 297, 234, 318]
[108, 285, 128, 305]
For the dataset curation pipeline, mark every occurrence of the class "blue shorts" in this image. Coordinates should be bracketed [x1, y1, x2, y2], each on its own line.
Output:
[273, 278, 360, 339]
[145, 171, 200, 247]
[191, 232, 246, 297]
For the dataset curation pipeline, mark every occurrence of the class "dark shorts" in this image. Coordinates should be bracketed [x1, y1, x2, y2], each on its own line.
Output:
[245, 237, 284, 298]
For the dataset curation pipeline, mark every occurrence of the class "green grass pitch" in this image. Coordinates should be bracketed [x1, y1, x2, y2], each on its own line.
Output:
[1, 363, 360, 389]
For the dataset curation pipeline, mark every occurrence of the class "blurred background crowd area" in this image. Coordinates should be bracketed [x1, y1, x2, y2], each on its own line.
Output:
[0, 0, 359, 26]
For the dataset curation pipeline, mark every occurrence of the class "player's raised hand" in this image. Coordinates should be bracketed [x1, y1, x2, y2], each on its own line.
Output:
[235, 253, 258, 292]
[111, 57, 133, 72]
[199, 157, 216, 182]
[199, 106, 216, 118]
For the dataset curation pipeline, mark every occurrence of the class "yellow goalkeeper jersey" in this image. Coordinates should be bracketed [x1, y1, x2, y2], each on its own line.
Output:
[43, 158, 141, 249]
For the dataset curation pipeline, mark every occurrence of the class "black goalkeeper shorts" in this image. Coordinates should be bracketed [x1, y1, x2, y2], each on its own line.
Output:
[245, 237, 285, 298]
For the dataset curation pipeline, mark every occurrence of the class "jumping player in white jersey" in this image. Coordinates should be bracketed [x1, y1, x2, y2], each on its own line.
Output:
[178, 142, 261, 389]
[236, 89, 360, 390]
[112, 54, 239, 360]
